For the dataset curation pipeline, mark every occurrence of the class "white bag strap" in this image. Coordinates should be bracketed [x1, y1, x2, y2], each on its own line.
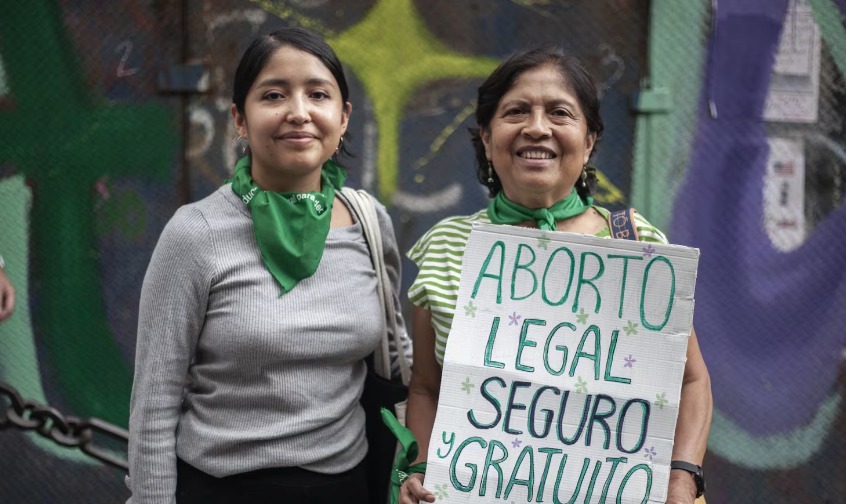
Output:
[341, 188, 411, 385]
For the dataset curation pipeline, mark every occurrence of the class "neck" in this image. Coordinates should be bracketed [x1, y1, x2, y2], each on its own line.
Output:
[252, 167, 322, 193]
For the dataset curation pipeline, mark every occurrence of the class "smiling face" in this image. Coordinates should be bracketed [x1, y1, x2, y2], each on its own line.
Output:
[481, 64, 596, 208]
[231, 45, 351, 192]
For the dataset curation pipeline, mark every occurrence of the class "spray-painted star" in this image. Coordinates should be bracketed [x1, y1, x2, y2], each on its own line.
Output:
[576, 308, 589, 324]
[655, 392, 668, 409]
[623, 320, 639, 335]
[255, 0, 498, 200]
[464, 300, 477, 317]
[434, 484, 449, 499]
[537, 233, 551, 250]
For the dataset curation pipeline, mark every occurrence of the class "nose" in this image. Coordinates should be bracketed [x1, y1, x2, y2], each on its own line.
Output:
[286, 95, 310, 125]
[523, 109, 550, 139]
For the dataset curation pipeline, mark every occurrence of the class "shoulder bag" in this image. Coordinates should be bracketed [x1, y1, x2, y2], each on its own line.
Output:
[341, 187, 412, 504]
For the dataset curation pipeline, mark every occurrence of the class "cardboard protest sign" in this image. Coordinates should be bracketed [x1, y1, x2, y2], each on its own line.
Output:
[423, 223, 699, 503]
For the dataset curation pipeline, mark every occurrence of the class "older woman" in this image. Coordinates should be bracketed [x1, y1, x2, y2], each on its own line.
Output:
[128, 27, 407, 504]
[402, 47, 712, 504]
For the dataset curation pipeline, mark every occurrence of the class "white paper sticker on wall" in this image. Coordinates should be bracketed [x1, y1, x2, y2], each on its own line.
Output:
[764, 137, 806, 251]
[763, 0, 820, 123]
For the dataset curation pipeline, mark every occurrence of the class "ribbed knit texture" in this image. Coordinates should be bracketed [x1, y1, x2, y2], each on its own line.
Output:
[407, 206, 668, 365]
[127, 185, 406, 503]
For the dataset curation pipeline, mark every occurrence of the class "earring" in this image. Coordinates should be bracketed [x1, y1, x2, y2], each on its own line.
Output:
[487, 161, 494, 183]
[236, 135, 247, 154]
[337, 135, 345, 152]
[580, 165, 588, 188]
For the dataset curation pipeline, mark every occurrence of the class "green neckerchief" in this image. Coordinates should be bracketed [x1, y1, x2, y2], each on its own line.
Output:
[487, 188, 593, 231]
[381, 408, 428, 504]
[229, 156, 346, 294]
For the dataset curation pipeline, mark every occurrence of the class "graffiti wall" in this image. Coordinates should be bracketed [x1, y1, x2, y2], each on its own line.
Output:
[0, 0, 844, 502]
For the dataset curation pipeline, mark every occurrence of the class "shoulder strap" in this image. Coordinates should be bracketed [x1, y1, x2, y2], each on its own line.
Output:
[340, 188, 411, 385]
[606, 208, 640, 241]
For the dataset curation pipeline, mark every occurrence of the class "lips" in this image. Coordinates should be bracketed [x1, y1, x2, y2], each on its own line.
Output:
[516, 147, 556, 159]
[277, 131, 316, 140]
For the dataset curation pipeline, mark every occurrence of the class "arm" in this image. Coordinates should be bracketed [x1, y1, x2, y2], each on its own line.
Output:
[666, 327, 712, 504]
[399, 306, 441, 504]
[0, 266, 15, 321]
[127, 208, 213, 503]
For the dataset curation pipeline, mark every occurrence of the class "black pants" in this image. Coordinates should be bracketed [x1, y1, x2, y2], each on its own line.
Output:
[175, 457, 370, 504]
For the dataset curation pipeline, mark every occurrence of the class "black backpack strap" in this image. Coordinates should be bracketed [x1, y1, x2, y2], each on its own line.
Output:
[607, 208, 640, 241]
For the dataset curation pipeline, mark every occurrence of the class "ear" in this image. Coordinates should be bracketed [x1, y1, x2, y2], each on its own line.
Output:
[480, 127, 493, 161]
[583, 131, 597, 165]
[340, 101, 352, 135]
[231, 104, 247, 139]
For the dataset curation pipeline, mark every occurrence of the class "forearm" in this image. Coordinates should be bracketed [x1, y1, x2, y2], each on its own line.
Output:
[407, 306, 443, 465]
[672, 328, 712, 464]
[671, 371, 712, 463]
[667, 327, 712, 503]
[406, 382, 439, 464]
[0, 268, 15, 321]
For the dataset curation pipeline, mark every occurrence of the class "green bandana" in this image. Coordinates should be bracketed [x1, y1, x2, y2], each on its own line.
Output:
[487, 189, 593, 231]
[381, 408, 428, 504]
[229, 156, 346, 294]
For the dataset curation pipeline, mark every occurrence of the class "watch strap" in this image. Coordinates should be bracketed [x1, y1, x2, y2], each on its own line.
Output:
[670, 460, 705, 498]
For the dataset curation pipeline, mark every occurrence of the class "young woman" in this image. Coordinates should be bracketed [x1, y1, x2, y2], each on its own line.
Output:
[402, 47, 712, 504]
[127, 27, 407, 504]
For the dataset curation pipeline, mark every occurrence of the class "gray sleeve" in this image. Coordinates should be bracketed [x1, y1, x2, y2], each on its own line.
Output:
[127, 206, 216, 503]
[373, 200, 413, 377]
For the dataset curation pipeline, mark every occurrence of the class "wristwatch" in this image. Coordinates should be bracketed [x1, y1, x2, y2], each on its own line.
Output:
[670, 460, 705, 498]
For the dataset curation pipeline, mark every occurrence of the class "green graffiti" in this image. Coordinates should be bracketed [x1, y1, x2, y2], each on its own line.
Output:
[95, 190, 148, 239]
[708, 393, 841, 470]
[0, 53, 9, 95]
[0, 176, 91, 463]
[256, 0, 499, 200]
[0, 1, 175, 426]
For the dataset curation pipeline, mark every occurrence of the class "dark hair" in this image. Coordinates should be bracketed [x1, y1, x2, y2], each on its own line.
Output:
[471, 47, 604, 199]
[232, 27, 352, 158]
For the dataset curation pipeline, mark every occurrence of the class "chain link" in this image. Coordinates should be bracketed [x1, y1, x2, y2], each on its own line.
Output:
[0, 380, 128, 470]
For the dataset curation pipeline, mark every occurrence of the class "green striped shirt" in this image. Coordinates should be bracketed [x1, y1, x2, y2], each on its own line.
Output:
[406, 206, 668, 365]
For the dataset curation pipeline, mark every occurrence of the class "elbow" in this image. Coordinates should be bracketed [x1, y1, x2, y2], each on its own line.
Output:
[408, 371, 440, 402]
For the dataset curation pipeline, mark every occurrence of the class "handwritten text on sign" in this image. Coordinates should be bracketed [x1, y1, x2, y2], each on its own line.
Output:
[424, 223, 699, 503]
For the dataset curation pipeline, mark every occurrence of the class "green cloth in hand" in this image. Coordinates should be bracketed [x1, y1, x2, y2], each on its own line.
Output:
[381, 407, 428, 504]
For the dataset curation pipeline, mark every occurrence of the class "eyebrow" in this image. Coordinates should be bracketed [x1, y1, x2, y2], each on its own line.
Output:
[255, 77, 336, 89]
[503, 96, 577, 105]
[500, 97, 580, 111]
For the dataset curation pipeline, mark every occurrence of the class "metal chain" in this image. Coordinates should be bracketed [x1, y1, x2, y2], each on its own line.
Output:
[0, 380, 128, 470]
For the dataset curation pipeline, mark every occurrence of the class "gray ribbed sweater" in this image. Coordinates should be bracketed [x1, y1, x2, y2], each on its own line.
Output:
[127, 185, 405, 503]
